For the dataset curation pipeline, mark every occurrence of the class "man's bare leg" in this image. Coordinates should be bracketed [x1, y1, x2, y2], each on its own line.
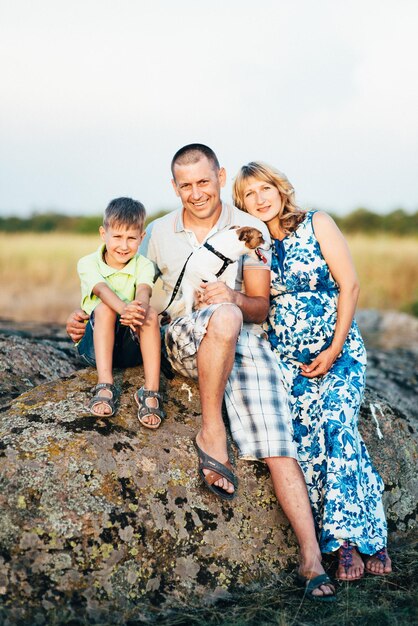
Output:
[266, 457, 335, 597]
[195, 305, 242, 495]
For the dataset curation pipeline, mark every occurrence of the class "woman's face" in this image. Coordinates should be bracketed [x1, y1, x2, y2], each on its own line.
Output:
[241, 177, 284, 224]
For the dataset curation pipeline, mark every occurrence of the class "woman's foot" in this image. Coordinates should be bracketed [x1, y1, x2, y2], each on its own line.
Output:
[336, 542, 364, 581]
[364, 548, 392, 576]
[298, 552, 335, 598]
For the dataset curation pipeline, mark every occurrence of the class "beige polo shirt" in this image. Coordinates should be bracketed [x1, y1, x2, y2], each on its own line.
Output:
[140, 202, 271, 332]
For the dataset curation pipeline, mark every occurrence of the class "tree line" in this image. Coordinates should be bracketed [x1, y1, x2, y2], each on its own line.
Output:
[0, 208, 417, 235]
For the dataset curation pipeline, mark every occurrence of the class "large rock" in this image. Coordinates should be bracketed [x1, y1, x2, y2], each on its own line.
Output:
[356, 310, 418, 422]
[356, 309, 418, 350]
[0, 359, 417, 623]
[0, 328, 79, 409]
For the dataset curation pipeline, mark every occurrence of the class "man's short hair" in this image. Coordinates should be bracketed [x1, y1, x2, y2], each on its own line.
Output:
[103, 197, 146, 230]
[171, 143, 220, 178]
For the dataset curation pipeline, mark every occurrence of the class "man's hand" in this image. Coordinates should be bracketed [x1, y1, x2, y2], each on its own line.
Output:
[120, 300, 148, 330]
[66, 309, 89, 343]
[300, 347, 339, 378]
[201, 281, 238, 306]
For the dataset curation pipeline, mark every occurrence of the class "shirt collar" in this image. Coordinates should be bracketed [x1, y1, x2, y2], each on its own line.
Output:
[174, 202, 232, 233]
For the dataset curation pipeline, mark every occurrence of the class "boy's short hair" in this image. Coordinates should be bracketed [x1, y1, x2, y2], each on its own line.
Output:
[103, 197, 146, 230]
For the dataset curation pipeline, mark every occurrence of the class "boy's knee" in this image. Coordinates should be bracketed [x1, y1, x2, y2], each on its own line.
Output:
[94, 302, 116, 320]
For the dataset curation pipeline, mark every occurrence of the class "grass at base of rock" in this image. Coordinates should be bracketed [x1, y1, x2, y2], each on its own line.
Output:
[149, 540, 417, 626]
[1, 540, 416, 625]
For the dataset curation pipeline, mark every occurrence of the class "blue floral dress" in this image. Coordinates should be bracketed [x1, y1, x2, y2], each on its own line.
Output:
[267, 211, 387, 554]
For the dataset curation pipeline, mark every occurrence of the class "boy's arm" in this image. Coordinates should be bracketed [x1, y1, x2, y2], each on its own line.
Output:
[135, 283, 152, 306]
[92, 282, 128, 315]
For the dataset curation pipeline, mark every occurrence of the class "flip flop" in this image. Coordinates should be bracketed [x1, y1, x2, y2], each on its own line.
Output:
[296, 573, 337, 602]
[193, 437, 238, 501]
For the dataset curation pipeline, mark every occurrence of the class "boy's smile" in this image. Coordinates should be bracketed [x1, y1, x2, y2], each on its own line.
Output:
[99, 224, 145, 270]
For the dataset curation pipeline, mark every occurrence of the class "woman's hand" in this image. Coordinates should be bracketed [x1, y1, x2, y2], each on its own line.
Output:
[300, 346, 339, 378]
[66, 309, 89, 343]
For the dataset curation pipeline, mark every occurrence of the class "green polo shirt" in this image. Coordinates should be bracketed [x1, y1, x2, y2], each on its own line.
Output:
[77, 244, 155, 315]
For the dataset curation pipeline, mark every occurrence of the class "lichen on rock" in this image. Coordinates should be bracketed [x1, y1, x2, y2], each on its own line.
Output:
[0, 322, 417, 622]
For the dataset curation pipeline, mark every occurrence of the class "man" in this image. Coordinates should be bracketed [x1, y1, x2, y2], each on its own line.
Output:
[67, 144, 335, 599]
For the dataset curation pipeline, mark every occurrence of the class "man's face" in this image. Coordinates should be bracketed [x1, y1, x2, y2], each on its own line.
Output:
[171, 156, 226, 222]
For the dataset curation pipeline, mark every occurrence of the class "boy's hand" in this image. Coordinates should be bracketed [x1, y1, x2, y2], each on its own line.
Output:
[66, 309, 89, 343]
[120, 300, 147, 330]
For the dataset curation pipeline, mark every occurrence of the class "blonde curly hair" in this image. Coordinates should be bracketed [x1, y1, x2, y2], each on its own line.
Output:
[233, 161, 305, 236]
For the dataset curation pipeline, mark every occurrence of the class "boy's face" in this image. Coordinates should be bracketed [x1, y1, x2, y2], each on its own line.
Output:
[100, 223, 145, 269]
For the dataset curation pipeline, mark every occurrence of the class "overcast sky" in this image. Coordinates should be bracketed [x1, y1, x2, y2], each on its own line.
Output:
[1, 0, 417, 217]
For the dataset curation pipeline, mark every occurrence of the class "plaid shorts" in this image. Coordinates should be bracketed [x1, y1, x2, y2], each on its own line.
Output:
[164, 304, 297, 461]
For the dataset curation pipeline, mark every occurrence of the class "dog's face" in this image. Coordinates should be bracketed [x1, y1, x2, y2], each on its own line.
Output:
[236, 226, 266, 250]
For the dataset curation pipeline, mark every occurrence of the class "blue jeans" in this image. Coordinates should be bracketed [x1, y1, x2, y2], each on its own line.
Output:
[77, 312, 142, 368]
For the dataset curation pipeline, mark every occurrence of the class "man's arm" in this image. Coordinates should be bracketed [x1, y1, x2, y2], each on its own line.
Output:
[201, 268, 270, 324]
[66, 309, 89, 343]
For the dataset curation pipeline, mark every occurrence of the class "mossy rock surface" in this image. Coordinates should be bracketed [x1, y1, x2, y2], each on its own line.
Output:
[0, 332, 417, 622]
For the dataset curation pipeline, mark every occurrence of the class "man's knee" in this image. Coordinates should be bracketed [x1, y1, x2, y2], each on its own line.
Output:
[206, 304, 242, 341]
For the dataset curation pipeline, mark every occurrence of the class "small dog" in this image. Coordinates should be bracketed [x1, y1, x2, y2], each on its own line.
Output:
[169, 226, 270, 317]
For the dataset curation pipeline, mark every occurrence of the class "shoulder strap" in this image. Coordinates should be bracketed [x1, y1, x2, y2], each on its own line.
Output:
[159, 251, 193, 315]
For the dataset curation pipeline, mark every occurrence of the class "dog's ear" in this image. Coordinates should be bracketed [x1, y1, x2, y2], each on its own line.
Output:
[237, 227, 252, 241]
[229, 225, 240, 230]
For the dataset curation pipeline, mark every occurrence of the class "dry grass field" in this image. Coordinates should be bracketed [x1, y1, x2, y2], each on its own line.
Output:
[0, 232, 417, 324]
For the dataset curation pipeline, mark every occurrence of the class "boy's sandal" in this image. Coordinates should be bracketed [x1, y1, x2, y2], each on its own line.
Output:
[88, 383, 117, 417]
[336, 541, 364, 581]
[364, 548, 391, 576]
[296, 572, 337, 603]
[134, 387, 166, 430]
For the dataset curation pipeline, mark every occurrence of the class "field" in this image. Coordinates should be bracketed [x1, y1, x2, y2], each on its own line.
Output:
[0, 233, 417, 324]
[1, 233, 417, 623]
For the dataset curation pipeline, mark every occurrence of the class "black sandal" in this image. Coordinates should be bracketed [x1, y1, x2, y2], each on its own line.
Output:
[296, 573, 337, 602]
[134, 387, 166, 430]
[193, 437, 238, 501]
[88, 383, 117, 417]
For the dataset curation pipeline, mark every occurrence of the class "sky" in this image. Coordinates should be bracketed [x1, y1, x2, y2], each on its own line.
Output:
[1, 0, 417, 217]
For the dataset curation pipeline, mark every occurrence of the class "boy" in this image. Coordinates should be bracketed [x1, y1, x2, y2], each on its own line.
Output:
[76, 197, 164, 429]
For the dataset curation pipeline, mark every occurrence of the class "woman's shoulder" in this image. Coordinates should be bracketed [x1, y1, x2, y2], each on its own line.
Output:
[310, 211, 342, 241]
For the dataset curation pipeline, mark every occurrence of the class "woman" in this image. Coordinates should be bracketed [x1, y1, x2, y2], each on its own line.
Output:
[233, 162, 392, 581]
